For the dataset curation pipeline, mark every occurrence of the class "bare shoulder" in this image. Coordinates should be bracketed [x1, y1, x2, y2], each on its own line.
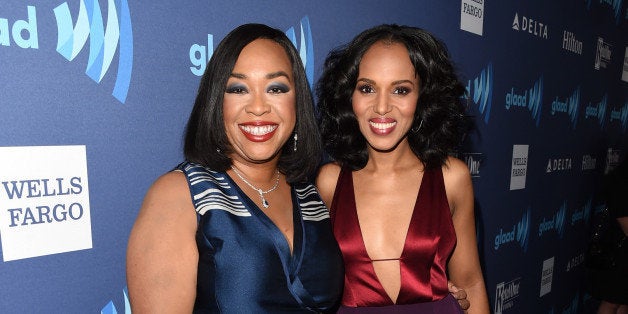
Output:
[442, 156, 471, 186]
[315, 162, 342, 208]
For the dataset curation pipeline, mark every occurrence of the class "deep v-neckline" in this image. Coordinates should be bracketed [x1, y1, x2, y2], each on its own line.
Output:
[225, 172, 303, 259]
[349, 169, 426, 304]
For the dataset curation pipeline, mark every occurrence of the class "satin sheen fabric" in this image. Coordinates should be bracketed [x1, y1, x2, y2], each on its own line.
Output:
[330, 167, 458, 309]
[178, 162, 343, 313]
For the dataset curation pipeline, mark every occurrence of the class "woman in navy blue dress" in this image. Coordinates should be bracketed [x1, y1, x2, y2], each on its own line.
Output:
[126, 24, 343, 313]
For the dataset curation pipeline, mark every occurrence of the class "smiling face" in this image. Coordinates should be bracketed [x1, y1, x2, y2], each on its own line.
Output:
[351, 40, 420, 152]
[223, 39, 296, 164]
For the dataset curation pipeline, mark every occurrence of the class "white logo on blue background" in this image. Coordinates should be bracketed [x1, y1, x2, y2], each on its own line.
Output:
[609, 102, 628, 132]
[550, 87, 579, 129]
[538, 202, 566, 238]
[466, 63, 493, 124]
[190, 16, 314, 87]
[54, 0, 133, 103]
[494, 208, 530, 252]
[505, 76, 543, 127]
[584, 94, 607, 129]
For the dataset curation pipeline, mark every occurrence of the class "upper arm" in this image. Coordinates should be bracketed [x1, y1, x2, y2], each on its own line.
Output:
[443, 157, 490, 313]
[617, 216, 628, 236]
[126, 171, 199, 314]
[315, 162, 341, 208]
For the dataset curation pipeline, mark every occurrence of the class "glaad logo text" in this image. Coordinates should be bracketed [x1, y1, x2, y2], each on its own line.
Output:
[190, 17, 315, 87]
[585, 94, 607, 129]
[0, 2, 133, 104]
[494, 208, 530, 252]
[504, 76, 543, 127]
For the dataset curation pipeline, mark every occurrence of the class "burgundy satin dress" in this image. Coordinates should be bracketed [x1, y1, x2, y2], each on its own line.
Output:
[330, 167, 463, 313]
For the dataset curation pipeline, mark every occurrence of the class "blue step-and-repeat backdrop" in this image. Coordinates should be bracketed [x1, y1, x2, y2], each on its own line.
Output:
[1, 0, 626, 313]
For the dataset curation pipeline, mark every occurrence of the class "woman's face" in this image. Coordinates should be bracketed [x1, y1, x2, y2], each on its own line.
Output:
[351, 41, 420, 152]
[223, 39, 296, 164]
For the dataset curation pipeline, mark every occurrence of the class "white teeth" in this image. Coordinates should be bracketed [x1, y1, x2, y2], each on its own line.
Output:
[239, 125, 277, 135]
[369, 121, 396, 130]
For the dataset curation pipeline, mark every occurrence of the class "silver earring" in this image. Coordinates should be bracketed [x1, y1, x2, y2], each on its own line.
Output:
[293, 133, 298, 152]
[412, 120, 424, 133]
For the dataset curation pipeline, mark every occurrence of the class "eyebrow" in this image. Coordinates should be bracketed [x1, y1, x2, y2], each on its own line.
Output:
[356, 78, 416, 86]
[230, 71, 291, 80]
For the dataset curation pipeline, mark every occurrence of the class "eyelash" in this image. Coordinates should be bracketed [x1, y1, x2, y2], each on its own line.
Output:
[357, 85, 411, 95]
[225, 84, 290, 94]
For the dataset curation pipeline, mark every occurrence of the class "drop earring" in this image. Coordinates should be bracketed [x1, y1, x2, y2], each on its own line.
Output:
[293, 133, 298, 152]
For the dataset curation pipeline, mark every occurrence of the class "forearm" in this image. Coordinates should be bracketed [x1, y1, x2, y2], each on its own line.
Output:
[464, 281, 490, 314]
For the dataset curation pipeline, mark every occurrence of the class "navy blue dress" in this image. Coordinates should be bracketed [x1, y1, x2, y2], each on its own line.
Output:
[177, 162, 343, 313]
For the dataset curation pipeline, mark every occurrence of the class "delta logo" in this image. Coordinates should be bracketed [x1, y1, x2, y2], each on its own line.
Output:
[609, 102, 628, 133]
[512, 13, 548, 39]
[190, 16, 315, 87]
[550, 87, 580, 130]
[584, 94, 608, 129]
[494, 207, 531, 252]
[538, 201, 566, 239]
[504, 76, 543, 127]
[465, 62, 493, 124]
[0, 1, 134, 103]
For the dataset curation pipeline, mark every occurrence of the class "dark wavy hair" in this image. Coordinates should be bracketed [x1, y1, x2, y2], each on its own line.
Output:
[317, 24, 470, 170]
[184, 23, 322, 183]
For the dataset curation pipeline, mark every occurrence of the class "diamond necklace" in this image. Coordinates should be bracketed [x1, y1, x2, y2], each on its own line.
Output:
[230, 165, 280, 208]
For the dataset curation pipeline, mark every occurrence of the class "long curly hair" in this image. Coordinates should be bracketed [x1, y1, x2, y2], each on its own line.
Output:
[317, 24, 470, 170]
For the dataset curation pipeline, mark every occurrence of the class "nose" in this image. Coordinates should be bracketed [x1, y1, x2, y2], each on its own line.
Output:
[373, 93, 391, 115]
[245, 91, 271, 116]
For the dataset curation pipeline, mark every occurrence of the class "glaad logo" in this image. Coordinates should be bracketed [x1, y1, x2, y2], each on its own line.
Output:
[190, 16, 315, 87]
[571, 197, 592, 226]
[538, 202, 566, 238]
[505, 76, 543, 126]
[546, 157, 572, 173]
[550, 87, 580, 130]
[0, 6, 39, 48]
[595, 37, 612, 70]
[584, 94, 607, 129]
[462, 152, 483, 178]
[54, 0, 133, 103]
[465, 63, 493, 124]
[101, 287, 130, 314]
[494, 208, 531, 252]
[601, 0, 624, 24]
[512, 13, 548, 39]
[609, 102, 628, 132]
[622, 47, 628, 82]
[494, 277, 521, 314]
[562, 30, 583, 55]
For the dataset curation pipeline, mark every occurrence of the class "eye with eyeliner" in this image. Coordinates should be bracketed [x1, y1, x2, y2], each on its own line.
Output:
[393, 86, 411, 95]
[267, 83, 290, 94]
[225, 84, 248, 94]
[356, 84, 375, 94]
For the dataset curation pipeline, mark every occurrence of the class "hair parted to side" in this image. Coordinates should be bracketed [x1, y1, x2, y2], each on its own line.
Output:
[317, 24, 471, 170]
[184, 23, 322, 183]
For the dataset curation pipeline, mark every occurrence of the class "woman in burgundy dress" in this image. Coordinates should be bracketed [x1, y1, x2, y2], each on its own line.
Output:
[316, 24, 490, 313]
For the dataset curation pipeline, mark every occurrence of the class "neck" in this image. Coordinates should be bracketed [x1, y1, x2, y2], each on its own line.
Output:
[365, 141, 422, 172]
[230, 159, 280, 184]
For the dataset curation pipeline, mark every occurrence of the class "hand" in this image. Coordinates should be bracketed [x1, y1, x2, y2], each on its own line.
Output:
[448, 281, 470, 313]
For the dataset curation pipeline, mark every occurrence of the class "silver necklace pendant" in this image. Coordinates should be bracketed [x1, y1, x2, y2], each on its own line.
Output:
[231, 165, 279, 209]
